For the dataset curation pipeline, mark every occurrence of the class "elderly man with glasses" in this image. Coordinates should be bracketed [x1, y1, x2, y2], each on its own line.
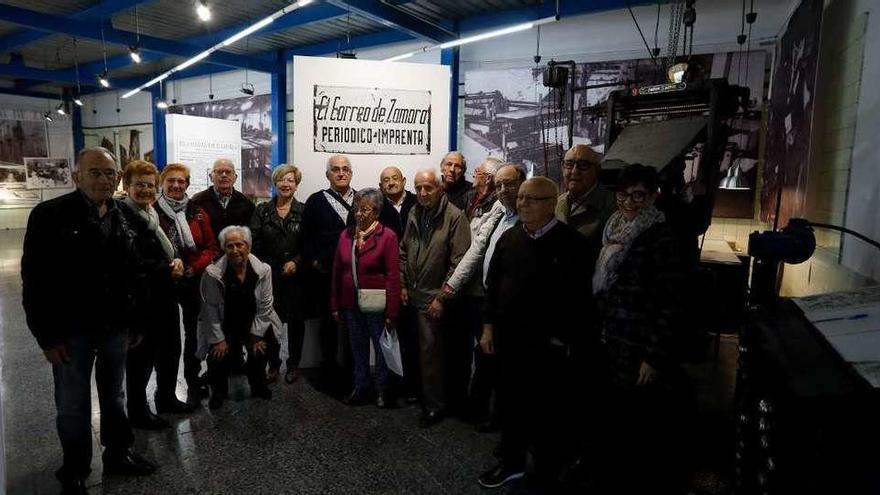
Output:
[555, 144, 616, 249]
[192, 158, 255, 240]
[22, 147, 157, 494]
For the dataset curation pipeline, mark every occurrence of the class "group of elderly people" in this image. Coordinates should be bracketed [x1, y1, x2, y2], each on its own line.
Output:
[24, 143, 695, 494]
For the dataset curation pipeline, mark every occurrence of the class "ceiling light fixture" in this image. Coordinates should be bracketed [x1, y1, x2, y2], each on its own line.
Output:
[129, 44, 142, 64]
[55, 103, 67, 115]
[123, 0, 313, 99]
[156, 100, 169, 109]
[73, 97, 84, 107]
[196, 0, 211, 22]
[383, 15, 558, 62]
[43, 111, 54, 122]
[97, 70, 110, 88]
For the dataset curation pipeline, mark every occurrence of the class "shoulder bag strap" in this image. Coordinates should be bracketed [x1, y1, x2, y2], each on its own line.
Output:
[326, 189, 353, 213]
[351, 236, 359, 291]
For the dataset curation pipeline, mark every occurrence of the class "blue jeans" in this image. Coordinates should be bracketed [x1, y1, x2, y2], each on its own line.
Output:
[344, 309, 388, 394]
[53, 330, 133, 481]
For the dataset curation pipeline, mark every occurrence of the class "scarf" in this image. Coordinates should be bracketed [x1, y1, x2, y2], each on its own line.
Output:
[592, 205, 665, 295]
[156, 193, 197, 253]
[124, 196, 176, 260]
[356, 220, 379, 251]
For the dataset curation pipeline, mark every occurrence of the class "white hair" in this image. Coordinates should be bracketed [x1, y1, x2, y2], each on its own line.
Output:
[326, 154, 352, 173]
[414, 168, 441, 185]
[74, 146, 118, 172]
[479, 157, 503, 176]
[218, 225, 252, 248]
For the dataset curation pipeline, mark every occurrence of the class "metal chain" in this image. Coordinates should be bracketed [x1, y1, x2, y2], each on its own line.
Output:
[665, 0, 686, 70]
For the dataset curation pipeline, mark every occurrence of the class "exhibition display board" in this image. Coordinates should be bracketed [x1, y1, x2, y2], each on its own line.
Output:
[293, 56, 451, 198]
[165, 114, 243, 192]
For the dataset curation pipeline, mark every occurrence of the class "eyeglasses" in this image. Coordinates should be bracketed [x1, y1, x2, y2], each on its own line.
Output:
[330, 166, 352, 175]
[517, 195, 555, 205]
[496, 179, 522, 190]
[562, 159, 597, 171]
[85, 169, 119, 179]
[213, 169, 236, 177]
[132, 181, 156, 190]
[616, 190, 648, 203]
[355, 207, 375, 215]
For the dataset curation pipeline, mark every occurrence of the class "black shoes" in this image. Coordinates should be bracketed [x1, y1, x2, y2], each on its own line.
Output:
[59, 478, 88, 495]
[129, 410, 170, 430]
[187, 380, 209, 401]
[342, 390, 370, 406]
[252, 386, 272, 400]
[419, 409, 445, 428]
[477, 463, 525, 489]
[155, 397, 197, 414]
[102, 448, 157, 476]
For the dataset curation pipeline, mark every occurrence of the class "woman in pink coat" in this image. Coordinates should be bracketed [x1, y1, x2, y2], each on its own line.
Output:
[331, 188, 401, 408]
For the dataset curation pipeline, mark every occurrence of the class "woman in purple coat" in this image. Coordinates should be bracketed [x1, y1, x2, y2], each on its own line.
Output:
[330, 188, 401, 408]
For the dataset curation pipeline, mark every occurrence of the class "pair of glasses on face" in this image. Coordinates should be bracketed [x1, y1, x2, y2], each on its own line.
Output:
[496, 179, 522, 191]
[561, 160, 596, 171]
[616, 190, 648, 203]
[86, 169, 119, 179]
[132, 182, 156, 190]
[517, 195, 554, 205]
[356, 207, 375, 215]
[331, 167, 352, 175]
[213, 169, 236, 177]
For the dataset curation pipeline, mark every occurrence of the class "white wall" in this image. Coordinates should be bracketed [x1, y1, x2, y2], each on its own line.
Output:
[842, 0, 880, 280]
[0, 94, 75, 229]
[292, 56, 450, 198]
[80, 90, 152, 127]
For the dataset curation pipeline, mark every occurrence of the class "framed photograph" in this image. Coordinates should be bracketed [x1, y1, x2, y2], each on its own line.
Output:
[24, 157, 73, 189]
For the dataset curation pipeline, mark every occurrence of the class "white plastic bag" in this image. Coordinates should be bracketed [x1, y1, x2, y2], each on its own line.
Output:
[379, 327, 403, 377]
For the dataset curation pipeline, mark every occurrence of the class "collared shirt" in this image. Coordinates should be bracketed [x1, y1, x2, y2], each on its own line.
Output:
[524, 217, 558, 240]
[213, 187, 232, 209]
[568, 184, 597, 216]
[390, 195, 405, 213]
[482, 207, 519, 288]
[80, 190, 116, 238]
[324, 188, 354, 223]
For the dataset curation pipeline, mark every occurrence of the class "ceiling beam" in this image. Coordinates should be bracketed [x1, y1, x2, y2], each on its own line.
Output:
[0, 4, 278, 73]
[323, 0, 455, 42]
[0, 0, 157, 55]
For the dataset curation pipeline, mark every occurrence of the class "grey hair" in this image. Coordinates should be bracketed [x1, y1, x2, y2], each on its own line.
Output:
[479, 157, 503, 176]
[212, 158, 236, 171]
[500, 162, 528, 181]
[415, 168, 441, 185]
[218, 225, 252, 248]
[441, 151, 466, 172]
[353, 188, 384, 215]
[74, 146, 118, 172]
[325, 154, 352, 173]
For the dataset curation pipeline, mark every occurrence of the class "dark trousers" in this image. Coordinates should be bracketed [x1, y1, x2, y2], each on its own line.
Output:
[177, 279, 203, 388]
[344, 309, 389, 394]
[444, 298, 472, 414]
[416, 310, 447, 412]
[266, 318, 306, 371]
[206, 332, 269, 398]
[53, 330, 133, 482]
[126, 296, 181, 411]
[315, 272, 352, 389]
[497, 342, 575, 484]
[460, 295, 497, 419]
[397, 305, 422, 398]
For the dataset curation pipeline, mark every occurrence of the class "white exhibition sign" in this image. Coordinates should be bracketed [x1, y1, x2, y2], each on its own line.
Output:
[165, 114, 242, 192]
[293, 56, 450, 198]
[313, 85, 432, 155]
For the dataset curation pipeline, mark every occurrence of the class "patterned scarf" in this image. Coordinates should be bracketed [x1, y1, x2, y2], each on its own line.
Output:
[156, 193, 196, 253]
[124, 196, 176, 260]
[356, 220, 379, 251]
[592, 205, 666, 295]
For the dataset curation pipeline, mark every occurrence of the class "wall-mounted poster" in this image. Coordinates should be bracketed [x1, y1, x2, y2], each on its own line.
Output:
[165, 114, 243, 194]
[313, 85, 432, 155]
[0, 118, 48, 166]
[24, 157, 73, 189]
[83, 124, 155, 172]
[168, 95, 272, 198]
[761, 0, 823, 226]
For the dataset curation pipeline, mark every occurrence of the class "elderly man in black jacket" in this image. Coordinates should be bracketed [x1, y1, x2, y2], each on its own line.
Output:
[21, 147, 157, 494]
[302, 154, 356, 392]
[378, 166, 417, 239]
[192, 158, 255, 237]
[478, 177, 595, 491]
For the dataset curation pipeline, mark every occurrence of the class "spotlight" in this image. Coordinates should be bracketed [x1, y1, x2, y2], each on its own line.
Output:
[97, 70, 110, 88]
[73, 97, 84, 107]
[240, 82, 255, 97]
[129, 44, 142, 64]
[196, 0, 211, 21]
[156, 99, 168, 110]
[43, 112, 54, 122]
[56, 103, 67, 115]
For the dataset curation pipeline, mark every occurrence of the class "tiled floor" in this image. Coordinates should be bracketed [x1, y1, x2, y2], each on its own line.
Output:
[0, 229, 504, 495]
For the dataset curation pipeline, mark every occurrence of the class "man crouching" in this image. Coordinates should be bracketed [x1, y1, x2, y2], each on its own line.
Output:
[198, 225, 282, 410]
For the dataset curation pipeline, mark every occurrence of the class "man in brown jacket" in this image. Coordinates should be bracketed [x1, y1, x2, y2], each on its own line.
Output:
[555, 144, 616, 251]
[400, 168, 471, 428]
